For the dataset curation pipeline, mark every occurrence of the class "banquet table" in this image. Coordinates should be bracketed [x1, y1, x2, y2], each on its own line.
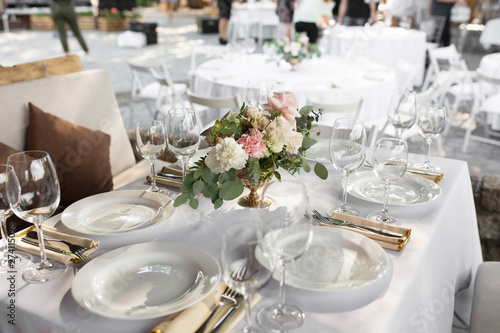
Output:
[325, 26, 427, 87]
[477, 52, 500, 130]
[193, 53, 398, 127]
[0, 152, 482, 333]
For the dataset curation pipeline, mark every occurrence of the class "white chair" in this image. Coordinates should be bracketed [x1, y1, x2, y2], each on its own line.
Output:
[185, 88, 242, 129]
[127, 61, 161, 123]
[462, 74, 500, 152]
[150, 62, 189, 120]
[394, 59, 418, 92]
[256, 6, 279, 48]
[307, 98, 363, 121]
[419, 15, 447, 51]
[422, 44, 461, 91]
[469, 262, 500, 333]
[479, 17, 500, 50]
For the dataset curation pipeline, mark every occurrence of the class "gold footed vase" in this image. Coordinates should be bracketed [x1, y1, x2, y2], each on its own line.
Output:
[288, 58, 300, 71]
[236, 168, 272, 208]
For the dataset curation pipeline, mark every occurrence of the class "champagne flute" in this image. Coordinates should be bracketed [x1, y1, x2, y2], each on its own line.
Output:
[413, 105, 446, 172]
[257, 180, 313, 331]
[329, 118, 367, 216]
[165, 108, 202, 179]
[6, 151, 66, 283]
[221, 222, 272, 333]
[387, 89, 417, 139]
[366, 138, 408, 224]
[0, 164, 31, 273]
[136, 120, 166, 193]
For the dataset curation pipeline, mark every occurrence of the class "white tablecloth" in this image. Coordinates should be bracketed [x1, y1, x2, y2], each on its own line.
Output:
[326, 26, 427, 87]
[0, 154, 482, 333]
[477, 53, 500, 130]
[193, 53, 398, 127]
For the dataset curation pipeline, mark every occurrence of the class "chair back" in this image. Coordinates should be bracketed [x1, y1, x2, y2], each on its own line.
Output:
[307, 98, 363, 119]
[186, 89, 241, 109]
[151, 62, 185, 108]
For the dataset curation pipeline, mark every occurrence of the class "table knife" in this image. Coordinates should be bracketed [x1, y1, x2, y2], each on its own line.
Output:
[21, 237, 81, 261]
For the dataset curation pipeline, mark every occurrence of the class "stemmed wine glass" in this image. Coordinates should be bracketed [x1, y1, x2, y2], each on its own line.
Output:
[0, 164, 31, 273]
[256, 180, 313, 331]
[387, 89, 417, 139]
[165, 108, 202, 179]
[413, 105, 446, 172]
[245, 80, 270, 110]
[329, 118, 367, 216]
[6, 151, 66, 283]
[221, 222, 272, 333]
[136, 120, 167, 193]
[366, 138, 408, 224]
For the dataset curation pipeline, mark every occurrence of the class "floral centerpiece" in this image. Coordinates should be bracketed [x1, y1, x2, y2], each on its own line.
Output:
[173, 92, 328, 210]
[264, 32, 321, 69]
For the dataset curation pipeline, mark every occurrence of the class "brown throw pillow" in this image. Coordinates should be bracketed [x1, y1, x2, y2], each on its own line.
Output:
[25, 103, 114, 207]
[0, 142, 20, 164]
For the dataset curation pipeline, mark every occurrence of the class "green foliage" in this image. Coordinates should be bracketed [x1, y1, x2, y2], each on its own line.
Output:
[264, 32, 322, 64]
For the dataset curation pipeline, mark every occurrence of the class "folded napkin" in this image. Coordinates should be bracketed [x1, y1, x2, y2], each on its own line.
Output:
[321, 212, 411, 251]
[15, 225, 99, 264]
[147, 166, 183, 188]
[407, 167, 444, 184]
[150, 282, 261, 333]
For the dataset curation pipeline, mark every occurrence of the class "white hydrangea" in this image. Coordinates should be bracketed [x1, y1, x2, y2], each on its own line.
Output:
[205, 138, 248, 174]
[290, 42, 302, 57]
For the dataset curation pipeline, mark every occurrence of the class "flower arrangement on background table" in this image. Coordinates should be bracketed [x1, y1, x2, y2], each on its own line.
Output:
[264, 32, 321, 69]
[173, 91, 329, 209]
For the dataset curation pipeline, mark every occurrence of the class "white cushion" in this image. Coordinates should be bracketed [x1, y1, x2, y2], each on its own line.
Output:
[0, 69, 136, 177]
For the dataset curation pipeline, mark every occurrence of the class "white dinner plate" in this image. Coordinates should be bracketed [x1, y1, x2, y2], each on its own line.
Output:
[347, 170, 442, 205]
[71, 242, 220, 320]
[61, 190, 175, 235]
[256, 226, 391, 312]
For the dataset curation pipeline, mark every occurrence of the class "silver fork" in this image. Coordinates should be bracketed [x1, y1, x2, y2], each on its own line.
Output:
[21, 237, 92, 262]
[312, 210, 404, 238]
[195, 266, 246, 333]
[27, 231, 87, 255]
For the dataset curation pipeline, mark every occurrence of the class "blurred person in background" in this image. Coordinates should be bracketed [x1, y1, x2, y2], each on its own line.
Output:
[51, 0, 90, 58]
[160, 0, 176, 21]
[338, 0, 376, 26]
[430, 0, 467, 46]
[276, 0, 296, 40]
[294, 0, 334, 44]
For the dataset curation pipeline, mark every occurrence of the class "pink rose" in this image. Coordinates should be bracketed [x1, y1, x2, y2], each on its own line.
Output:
[237, 129, 267, 159]
[265, 91, 301, 129]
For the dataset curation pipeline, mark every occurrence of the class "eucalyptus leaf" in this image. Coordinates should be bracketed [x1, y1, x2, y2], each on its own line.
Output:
[192, 180, 205, 194]
[189, 198, 199, 209]
[173, 194, 188, 207]
[302, 158, 311, 173]
[220, 180, 244, 200]
[302, 137, 317, 150]
[314, 163, 329, 180]
[214, 198, 224, 209]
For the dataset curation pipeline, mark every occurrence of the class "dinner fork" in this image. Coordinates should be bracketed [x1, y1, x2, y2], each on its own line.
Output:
[195, 266, 246, 333]
[27, 231, 88, 255]
[21, 237, 92, 262]
[312, 210, 404, 238]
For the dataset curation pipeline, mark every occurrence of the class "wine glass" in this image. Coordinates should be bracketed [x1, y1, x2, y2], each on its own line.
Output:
[329, 118, 367, 216]
[165, 108, 202, 179]
[366, 138, 408, 224]
[246, 80, 270, 110]
[6, 151, 66, 283]
[413, 105, 446, 172]
[0, 164, 31, 273]
[221, 222, 272, 333]
[136, 120, 167, 193]
[387, 89, 417, 139]
[256, 180, 313, 331]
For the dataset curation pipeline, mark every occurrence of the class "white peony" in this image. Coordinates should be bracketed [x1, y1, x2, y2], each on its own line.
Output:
[205, 138, 248, 174]
[290, 42, 301, 57]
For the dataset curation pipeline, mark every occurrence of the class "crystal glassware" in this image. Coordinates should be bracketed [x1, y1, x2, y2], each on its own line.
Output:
[221, 222, 272, 333]
[256, 180, 313, 331]
[329, 118, 367, 216]
[0, 164, 31, 273]
[387, 89, 417, 139]
[136, 120, 167, 193]
[413, 105, 446, 172]
[366, 138, 408, 224]
[165, 107, 202, 179]
[6, 151, 66, 283]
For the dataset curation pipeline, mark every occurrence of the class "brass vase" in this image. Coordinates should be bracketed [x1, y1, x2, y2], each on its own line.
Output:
[236, 168, 272, 208]
[288, 58, 300, 71]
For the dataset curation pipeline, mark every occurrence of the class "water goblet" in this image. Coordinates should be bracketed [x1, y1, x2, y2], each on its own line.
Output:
[329, 118, 367, 216]
[0, 164, 31, 273]
[366, 138, 408, 224]
[6, 151, 66, 283]
[413, 105, 446, 172]
[387, 89, 417, 139]
[165, 108, 202, 179]
[136, 120, 166, 193]
[221, 222, 272, 333]
[256, 180, 313, 331]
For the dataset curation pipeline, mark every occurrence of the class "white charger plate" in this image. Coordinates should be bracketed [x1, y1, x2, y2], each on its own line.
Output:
[71, 242, 220, 320]
[257, 226, 391, 312]
[61, 190, 174, 235]
[347, 170, 442, 205]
